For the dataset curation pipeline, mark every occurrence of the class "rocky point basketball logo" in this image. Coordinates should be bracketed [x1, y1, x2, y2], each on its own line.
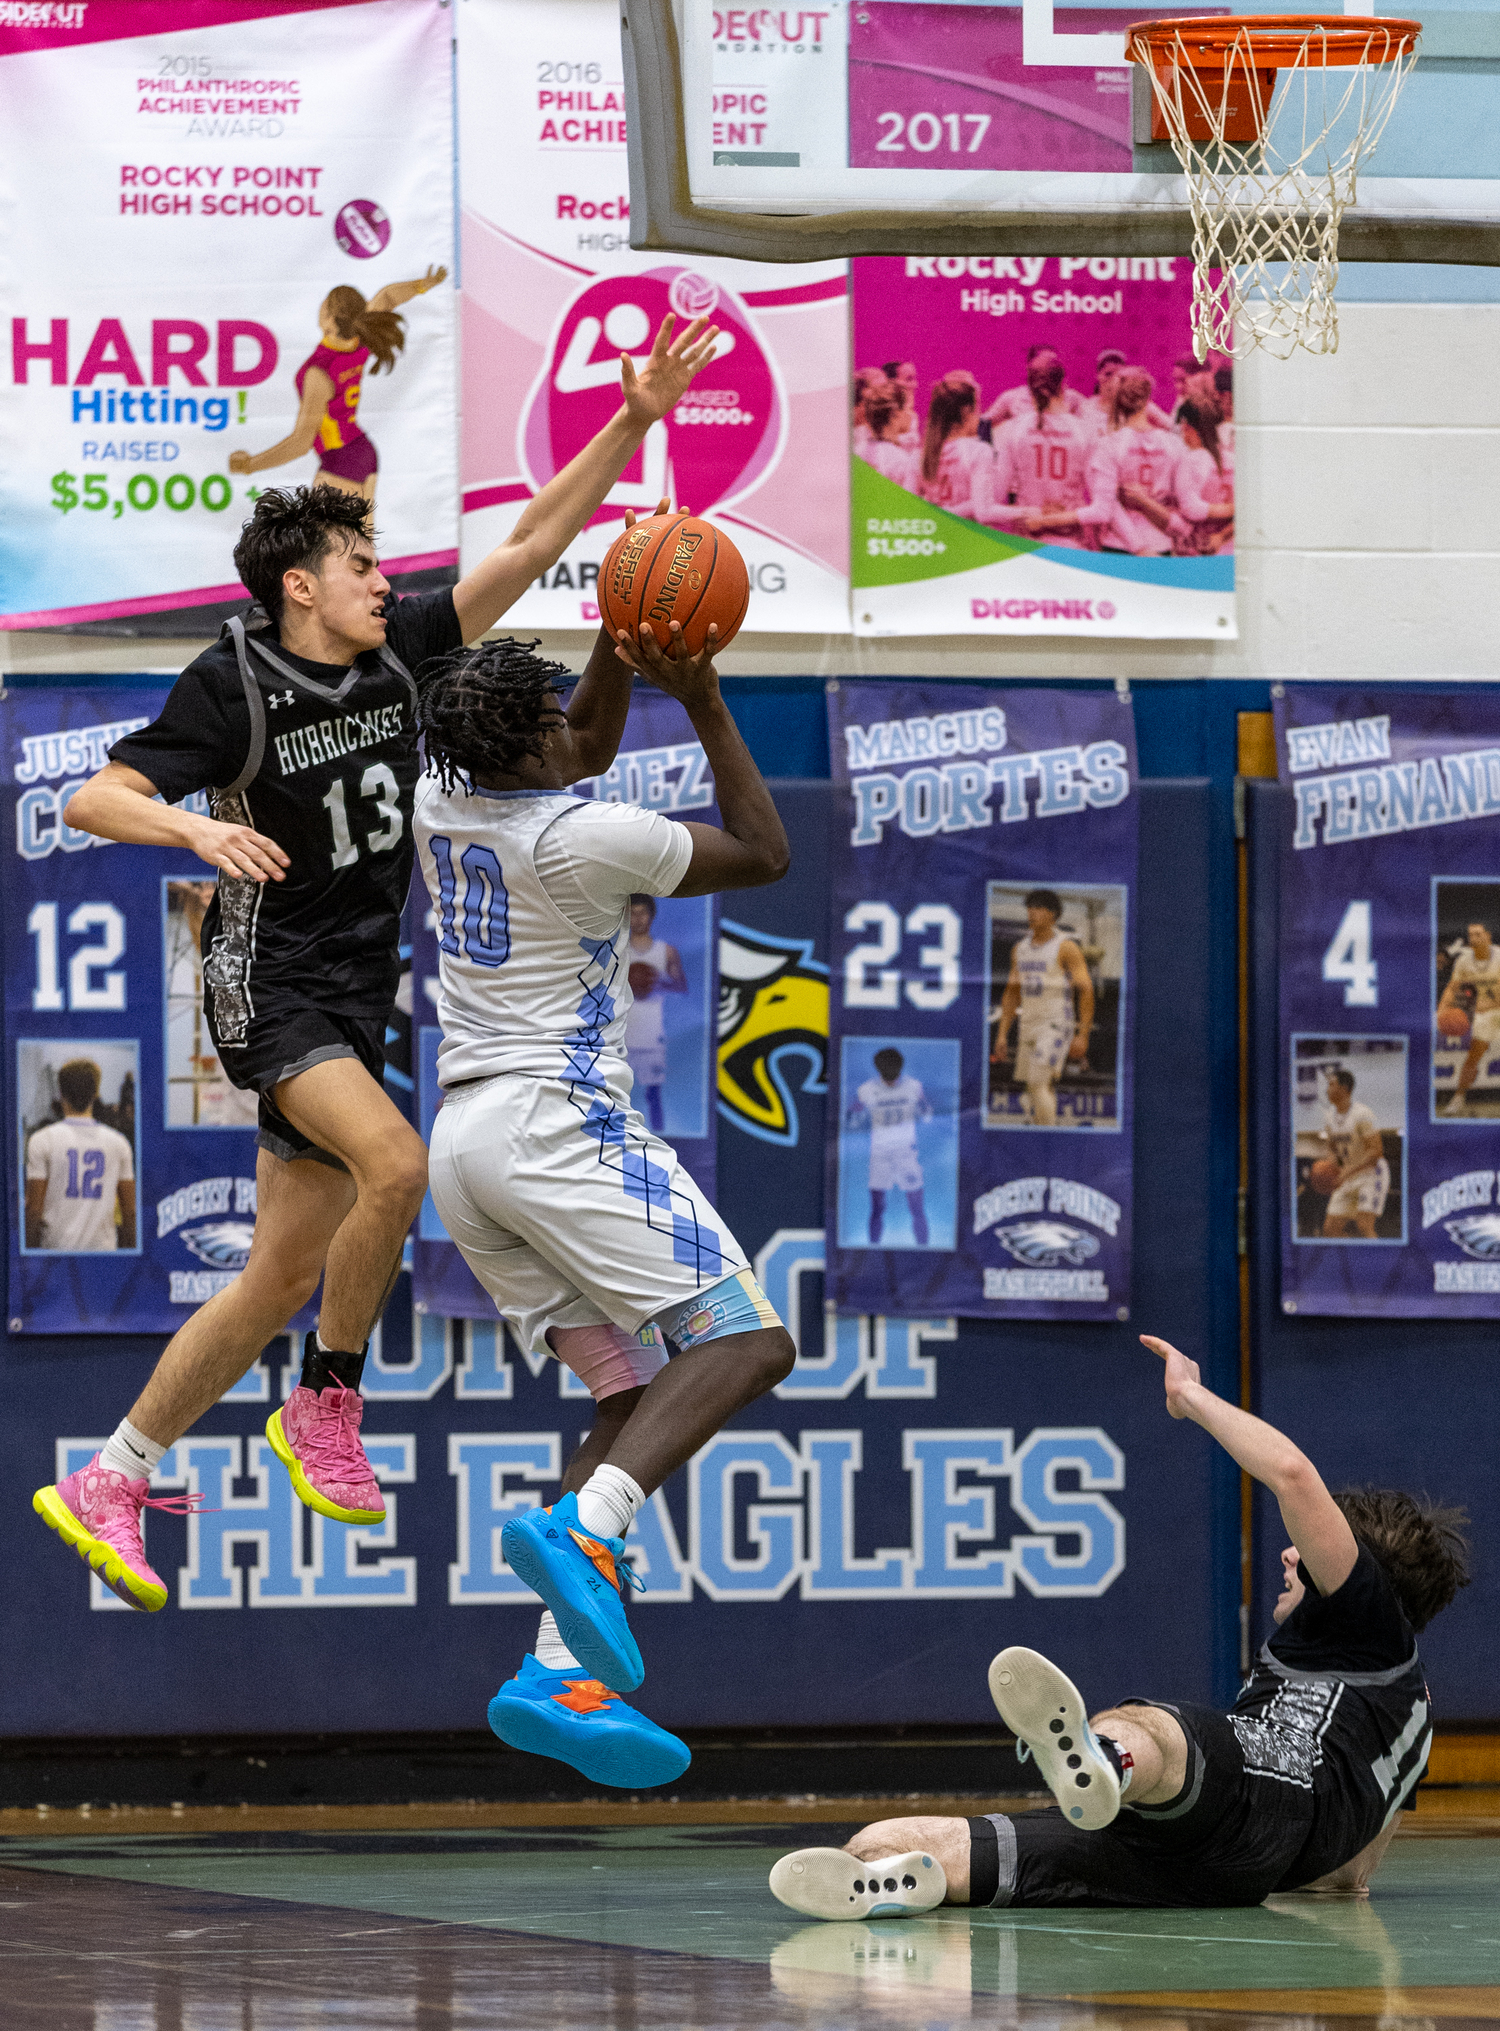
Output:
[521, 268, 784, 527]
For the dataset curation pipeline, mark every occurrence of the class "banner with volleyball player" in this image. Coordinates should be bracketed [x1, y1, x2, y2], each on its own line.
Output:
[1277, 687, 1500, 1318]
[412, 685, 721, 1319]
[454, 0, 849, 634]
[0, 0, 456, 628]
[825, 682, 1138, 1322]
[849, 256, 1236, 640]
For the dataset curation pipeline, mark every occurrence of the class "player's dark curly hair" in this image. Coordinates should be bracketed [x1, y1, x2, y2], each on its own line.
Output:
[418, 639, 573, 794]
[232, 485, 375, 626]
[1334, 1487, 1472, 1630]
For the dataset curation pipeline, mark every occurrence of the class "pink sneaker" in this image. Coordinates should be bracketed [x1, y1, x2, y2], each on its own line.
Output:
[266, 1386, 385, 1525]
[33, 1455, 202, 1612]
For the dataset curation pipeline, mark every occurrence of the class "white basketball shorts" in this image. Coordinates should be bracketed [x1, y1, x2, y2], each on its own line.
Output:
[869, 1143, 924, 1193]
[1470, 1008, 1500, 1049]
[1016, 1021, 1072, 1088]
[428, 1072, 748, 1356]
[1327, 1157, 1390, 1221]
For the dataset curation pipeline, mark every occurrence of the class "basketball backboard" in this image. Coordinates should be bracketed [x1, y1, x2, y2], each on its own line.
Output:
[622, 0, 1500, 262]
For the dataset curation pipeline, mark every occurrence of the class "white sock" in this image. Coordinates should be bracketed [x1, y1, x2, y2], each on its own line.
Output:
[534, 1611, 581, 1672]
[574, 1464, 646, 1542]
[100, 1419, 166, 1483]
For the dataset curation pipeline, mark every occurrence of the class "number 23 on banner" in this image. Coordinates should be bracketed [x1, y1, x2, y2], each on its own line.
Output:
[843, 902, 962, 1011]
[1322, 899, 1378, 1007]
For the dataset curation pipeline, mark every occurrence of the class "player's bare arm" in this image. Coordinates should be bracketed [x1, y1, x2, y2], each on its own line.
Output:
[229, 365, 332, 477]
[994, 958, 1022, 1061]
[116, 1179, 137, 1252]
[1339, 1117, 1381, 1182]
[1294, 1818, 1401, 1898]
[1141, 1333, 1359, 1598]
[616, 624, 790, 896]
[367, 263, 447, 314]
[452, 316, 720, 641]
[24, 1177, 46, 1250]
[63, 764, 290, 884]
[559, 501, 674, 779]
[1061, 936, 1094, 1059]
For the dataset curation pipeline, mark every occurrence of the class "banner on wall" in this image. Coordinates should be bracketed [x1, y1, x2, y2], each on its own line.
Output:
[412, 687, 721, 1319]
[455, 0, 849, 634]
[826, 682, 1137, 1320]
[850, 251, 1236, 639]
[0, 0, 456, 627]
[1276, 687, 1500, 1317]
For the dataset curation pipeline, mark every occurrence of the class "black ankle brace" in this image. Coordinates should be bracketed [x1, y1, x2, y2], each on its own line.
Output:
[1097, 1733, 1134, 1790]
[300, 1329, 368, 1394]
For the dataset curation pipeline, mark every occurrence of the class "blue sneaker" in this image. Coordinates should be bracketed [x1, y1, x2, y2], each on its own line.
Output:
[488, 1654, 690, 1789]
[500, 1491, 645, 1691]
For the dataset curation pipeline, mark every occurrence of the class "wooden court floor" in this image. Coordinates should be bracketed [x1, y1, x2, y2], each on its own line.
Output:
[1, 1794, 1496, 2029]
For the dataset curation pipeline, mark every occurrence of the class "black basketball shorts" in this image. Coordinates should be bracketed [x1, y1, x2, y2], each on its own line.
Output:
[204, 995, 389, 1170]
[968, 1700, 1318, 1910]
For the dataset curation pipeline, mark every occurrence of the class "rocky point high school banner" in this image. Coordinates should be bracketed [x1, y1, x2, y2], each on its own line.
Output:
[1277, 687, 1500, 1318]
[0, 0, 455, 627]
[826, 683, 1137, 1320]
[455, 0, 849, 633]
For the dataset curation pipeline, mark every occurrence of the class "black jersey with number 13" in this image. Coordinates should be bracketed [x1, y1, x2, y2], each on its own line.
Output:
[109, 590, 463, 1036]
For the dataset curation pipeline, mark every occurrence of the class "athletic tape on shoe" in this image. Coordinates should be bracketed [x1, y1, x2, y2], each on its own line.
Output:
[652, 1269, 782, 1353]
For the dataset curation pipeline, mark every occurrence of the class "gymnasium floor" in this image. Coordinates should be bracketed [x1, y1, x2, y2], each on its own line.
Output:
[2, 1795, 1496, 2028]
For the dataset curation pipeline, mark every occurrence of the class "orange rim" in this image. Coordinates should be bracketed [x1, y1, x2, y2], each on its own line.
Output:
[1125, 14, 1421, 67]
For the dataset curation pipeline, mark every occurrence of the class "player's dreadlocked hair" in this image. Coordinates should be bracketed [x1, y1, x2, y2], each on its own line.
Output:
[418, 638, 573, 794]
[1334, 1487, 1472, 1630]
[233, 485, 375, 625]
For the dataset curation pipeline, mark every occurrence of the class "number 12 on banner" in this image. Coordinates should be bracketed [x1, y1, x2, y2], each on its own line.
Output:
[1322, 900, 1378, 1007]
[843, 902, 962, 1010]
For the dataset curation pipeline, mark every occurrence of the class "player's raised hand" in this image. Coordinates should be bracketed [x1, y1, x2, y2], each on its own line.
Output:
[614, 620, 721, 710]
[1141, 1334, 1201, 1418]
[184, 813, 289, 884]
[621, 497, 678, 532]
[621, 315, 720, 428]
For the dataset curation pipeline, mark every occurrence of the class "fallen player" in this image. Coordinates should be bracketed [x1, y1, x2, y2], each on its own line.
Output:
[771, 1331, 1469, 1920]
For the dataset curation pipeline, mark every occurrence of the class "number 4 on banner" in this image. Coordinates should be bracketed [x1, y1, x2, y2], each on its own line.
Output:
[1322, 901, 1378, 1007]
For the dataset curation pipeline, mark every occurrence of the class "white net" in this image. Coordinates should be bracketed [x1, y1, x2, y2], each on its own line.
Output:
[1133, 18, 1421, 360]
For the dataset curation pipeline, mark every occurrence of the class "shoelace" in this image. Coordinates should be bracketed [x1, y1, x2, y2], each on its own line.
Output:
[617, 1554, 646, 1597]
[298, 1400, 374, 1482]
[1015, 1739, 1032, 1766]
[140, 1492, 213, 1516]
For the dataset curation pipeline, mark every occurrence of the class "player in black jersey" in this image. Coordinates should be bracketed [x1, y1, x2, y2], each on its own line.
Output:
[31, 314, 720, 1614]
[771, 1333, 1470, 1922]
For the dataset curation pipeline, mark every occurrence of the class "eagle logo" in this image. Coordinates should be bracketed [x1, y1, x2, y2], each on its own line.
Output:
[180, 1221, 256, 1271]
[996, 1220, 1100, 1268]
[1444, 1213, 1500, 1260]
[717, 921, 828, 1147]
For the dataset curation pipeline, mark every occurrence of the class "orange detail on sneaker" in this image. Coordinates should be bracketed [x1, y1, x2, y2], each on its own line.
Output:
[550, 1679, 618, 1716]
[566, 1527, 620, 1591]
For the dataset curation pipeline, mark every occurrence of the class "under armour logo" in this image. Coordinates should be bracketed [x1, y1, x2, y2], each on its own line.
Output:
[266, 690, 295, 710]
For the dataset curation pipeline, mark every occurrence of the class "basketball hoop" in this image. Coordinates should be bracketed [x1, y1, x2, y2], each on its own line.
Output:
[1126, 14, 1422, 360]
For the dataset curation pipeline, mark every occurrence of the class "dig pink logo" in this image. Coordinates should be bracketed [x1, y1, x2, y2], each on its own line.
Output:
[335, 200, 390, 259]
[522, 268, 782, 526]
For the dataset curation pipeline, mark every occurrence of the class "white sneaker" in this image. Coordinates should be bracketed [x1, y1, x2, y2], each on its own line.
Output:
[988, 1646, 1121, 1830]
[769, 1847, 946, 1921]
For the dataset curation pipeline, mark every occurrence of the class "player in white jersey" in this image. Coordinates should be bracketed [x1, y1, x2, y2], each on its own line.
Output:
[1078, 369, 1189, 557]
[992, 356, 1096, 549]
[1438, 920, 1500, 1116]
[1318, 1067, 1389, 1238]
[983, 345, 1089, 430]
[414, 623, 794, 1789]
[24, 1060, 136, 1252]
[848, 1047, 932, 1246]
[991, 890, 1095, 1128]
[623, 893, 687, 1133]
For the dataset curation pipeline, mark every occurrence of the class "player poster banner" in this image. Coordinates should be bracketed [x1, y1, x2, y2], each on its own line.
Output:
[850, 254, 1236, 639]
[455, 0, 848, 634]
[1277, 687, 1500, 1318]
[412, 685, 721, 1319]
[3, 685, 327, 1334]
[826, 682, 1136, 1320]
[0, 0, 455, 627]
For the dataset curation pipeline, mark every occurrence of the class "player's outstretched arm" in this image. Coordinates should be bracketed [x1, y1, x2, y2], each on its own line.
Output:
[452, 315, 719, 641]
[64, 764, 290, 884]
[1140, 1334, 1359, 1599]
[615, 624, 789, 896]
[559, 502, 673, 781]
[229, 368, 330, 478]
[368, 264, 447, 313]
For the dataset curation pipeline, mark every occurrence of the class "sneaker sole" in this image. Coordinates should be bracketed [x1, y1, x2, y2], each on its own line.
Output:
[769, 1848, 945, 1922]
[32, 1485, 166, 1612]
[501, 1522, 644, 1693]
[488, 1694, 690, 1789]
[264, 1410, 385, 1526]
[988, 1646, 1120, 1830]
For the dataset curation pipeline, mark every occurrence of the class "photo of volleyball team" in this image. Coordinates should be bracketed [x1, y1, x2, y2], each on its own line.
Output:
[853, 344, 1234, 558]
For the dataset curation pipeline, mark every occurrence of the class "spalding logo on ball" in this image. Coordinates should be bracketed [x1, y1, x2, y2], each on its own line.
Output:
[599, 513, 750, 655]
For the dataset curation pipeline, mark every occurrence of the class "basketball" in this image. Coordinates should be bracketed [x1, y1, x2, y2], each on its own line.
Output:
[598, 513, 750, 656]
[1309, 1158, 1340, 1195]
[629, 961, 659, 1000]
[1437, 1005, 1470, 1039]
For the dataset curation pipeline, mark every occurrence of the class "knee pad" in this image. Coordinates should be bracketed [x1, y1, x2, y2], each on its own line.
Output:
[548, 1321, 669, 1401]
